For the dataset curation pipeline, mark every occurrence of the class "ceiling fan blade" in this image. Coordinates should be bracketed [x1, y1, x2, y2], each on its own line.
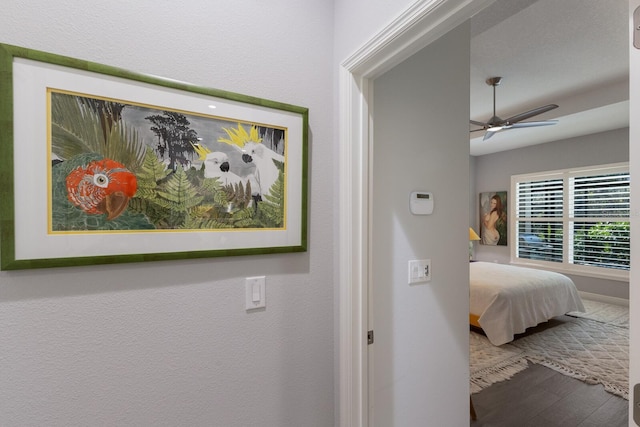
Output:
[508, 120, 558, 129]
[504, 104, 558, 124]
[470, 119, 488, 127]
[471, 78, 560, 141]
[483, 130, 497, 141]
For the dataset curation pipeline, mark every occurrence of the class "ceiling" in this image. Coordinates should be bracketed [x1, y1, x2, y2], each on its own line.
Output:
[469, 0, 629, 156]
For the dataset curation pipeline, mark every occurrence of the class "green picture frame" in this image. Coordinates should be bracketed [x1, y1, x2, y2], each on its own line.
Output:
[0, 43, 308, 270]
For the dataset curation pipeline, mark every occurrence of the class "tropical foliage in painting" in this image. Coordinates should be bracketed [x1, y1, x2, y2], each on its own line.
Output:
[49, 92, 286, 231]
[51, 93, 146, 170]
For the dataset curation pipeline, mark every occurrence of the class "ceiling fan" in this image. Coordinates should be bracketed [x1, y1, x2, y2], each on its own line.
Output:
[470, 77, 559, 141]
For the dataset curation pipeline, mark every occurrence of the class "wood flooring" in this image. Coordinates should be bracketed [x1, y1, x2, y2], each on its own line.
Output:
[470, 362, 628, 426]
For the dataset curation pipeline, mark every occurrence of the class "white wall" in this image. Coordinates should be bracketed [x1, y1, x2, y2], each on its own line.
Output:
[333, 0, 417, 65]
[473, 127, 629, 299]
[0, 1, 334, 426]
[470, 155, 478, 226]
[371, 24, 471, 426]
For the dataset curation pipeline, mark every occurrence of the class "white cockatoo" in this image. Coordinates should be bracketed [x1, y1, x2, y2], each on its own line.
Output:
[217, 124, 285, 202]
[203, 151, 245, 186]
[240, 141, 284, 199]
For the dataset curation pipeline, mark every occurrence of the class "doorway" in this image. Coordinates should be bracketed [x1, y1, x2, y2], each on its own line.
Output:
[337, 0, 637, 425]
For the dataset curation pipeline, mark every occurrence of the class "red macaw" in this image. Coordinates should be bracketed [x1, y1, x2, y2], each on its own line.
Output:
[65, 158, 137, 220]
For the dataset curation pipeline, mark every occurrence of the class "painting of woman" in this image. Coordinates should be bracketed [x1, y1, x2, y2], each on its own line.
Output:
[480, 192, 507, 246]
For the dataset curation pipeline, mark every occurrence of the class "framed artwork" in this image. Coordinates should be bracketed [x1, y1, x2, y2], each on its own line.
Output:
[479, 191, 507, 246]
[0, 43, 308, 270]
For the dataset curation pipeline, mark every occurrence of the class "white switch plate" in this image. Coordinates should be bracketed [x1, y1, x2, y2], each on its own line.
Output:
[245, 276, 266, 310]
[408, 259, 431, 284]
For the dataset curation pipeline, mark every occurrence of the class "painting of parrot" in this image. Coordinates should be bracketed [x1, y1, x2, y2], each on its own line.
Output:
[240, 141, 284, 200]
[51, 153, 154, 231]
[203, 151, 245, 186]
[217, 123, 285, 202]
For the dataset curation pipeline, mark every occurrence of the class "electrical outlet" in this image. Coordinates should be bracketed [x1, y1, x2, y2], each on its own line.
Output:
[408, 259, 431, 284]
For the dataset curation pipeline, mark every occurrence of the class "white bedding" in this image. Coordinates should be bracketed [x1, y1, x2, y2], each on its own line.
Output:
[470, 262, 585, 346]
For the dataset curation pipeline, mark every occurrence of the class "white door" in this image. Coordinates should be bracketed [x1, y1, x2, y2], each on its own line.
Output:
[369, 23, 472, 427]
[628, 1, 640, 424]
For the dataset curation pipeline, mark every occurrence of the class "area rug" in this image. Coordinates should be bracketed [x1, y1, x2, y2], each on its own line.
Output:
[567, 299, 629, 327]
[470, 300, 629, 399]
[510, 317, 629, 399]
[469, 331, 528, 394]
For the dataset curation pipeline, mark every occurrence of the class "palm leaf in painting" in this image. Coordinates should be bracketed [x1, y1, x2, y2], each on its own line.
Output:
[50, 92, 145, 171]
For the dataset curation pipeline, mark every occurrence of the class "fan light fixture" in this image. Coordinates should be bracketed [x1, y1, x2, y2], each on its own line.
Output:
[470, 77, 559, 141]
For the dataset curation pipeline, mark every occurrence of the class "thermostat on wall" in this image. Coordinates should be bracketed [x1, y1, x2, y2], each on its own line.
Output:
[409, 191, 434, 215]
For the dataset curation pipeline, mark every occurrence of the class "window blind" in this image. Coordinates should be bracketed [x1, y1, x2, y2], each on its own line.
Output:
[512, 164, 630, 273]
[570, 171, 630, 270]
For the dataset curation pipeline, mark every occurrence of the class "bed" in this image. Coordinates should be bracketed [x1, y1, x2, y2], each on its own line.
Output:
[469, 261, 585, 346]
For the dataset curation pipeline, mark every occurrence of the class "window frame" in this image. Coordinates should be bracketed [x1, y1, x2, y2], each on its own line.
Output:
[510, 162, 630, 281]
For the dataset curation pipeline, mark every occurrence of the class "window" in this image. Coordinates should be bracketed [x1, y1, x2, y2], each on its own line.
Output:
[511, 163, 630, 279]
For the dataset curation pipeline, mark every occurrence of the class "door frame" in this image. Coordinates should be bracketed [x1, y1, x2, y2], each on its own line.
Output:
[628, 1, 639, 423]
[337, 0, 495, 425]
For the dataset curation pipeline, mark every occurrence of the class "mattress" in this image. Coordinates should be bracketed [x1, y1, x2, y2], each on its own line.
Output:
[470, 261, 585, 345]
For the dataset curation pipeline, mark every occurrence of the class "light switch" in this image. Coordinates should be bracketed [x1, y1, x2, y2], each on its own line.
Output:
[245, 276, 266, 310]
[408, 259, 431, 284]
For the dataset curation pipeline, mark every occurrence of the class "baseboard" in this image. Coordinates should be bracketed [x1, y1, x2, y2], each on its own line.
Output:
[578, 291, 629, 307]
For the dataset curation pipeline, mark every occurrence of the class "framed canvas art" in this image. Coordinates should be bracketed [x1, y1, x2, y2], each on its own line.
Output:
[479, 191, 507, 246]
[0, 43, 308, 270]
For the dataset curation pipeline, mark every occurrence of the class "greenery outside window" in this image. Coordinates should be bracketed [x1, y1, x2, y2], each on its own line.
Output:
[511, 163, 630, 280]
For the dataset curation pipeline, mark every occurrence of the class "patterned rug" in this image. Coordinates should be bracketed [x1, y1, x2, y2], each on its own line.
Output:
[469, 331, 528, 394]
[567, 299, 629, 327]
[510, 317, 628, 399]
[470, 300, 629, 399]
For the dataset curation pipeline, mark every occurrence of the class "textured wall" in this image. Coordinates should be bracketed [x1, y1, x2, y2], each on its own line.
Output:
[333, 0, 417, 65]
[0, 1, 334, 426]
[371, 24, 471, 426]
